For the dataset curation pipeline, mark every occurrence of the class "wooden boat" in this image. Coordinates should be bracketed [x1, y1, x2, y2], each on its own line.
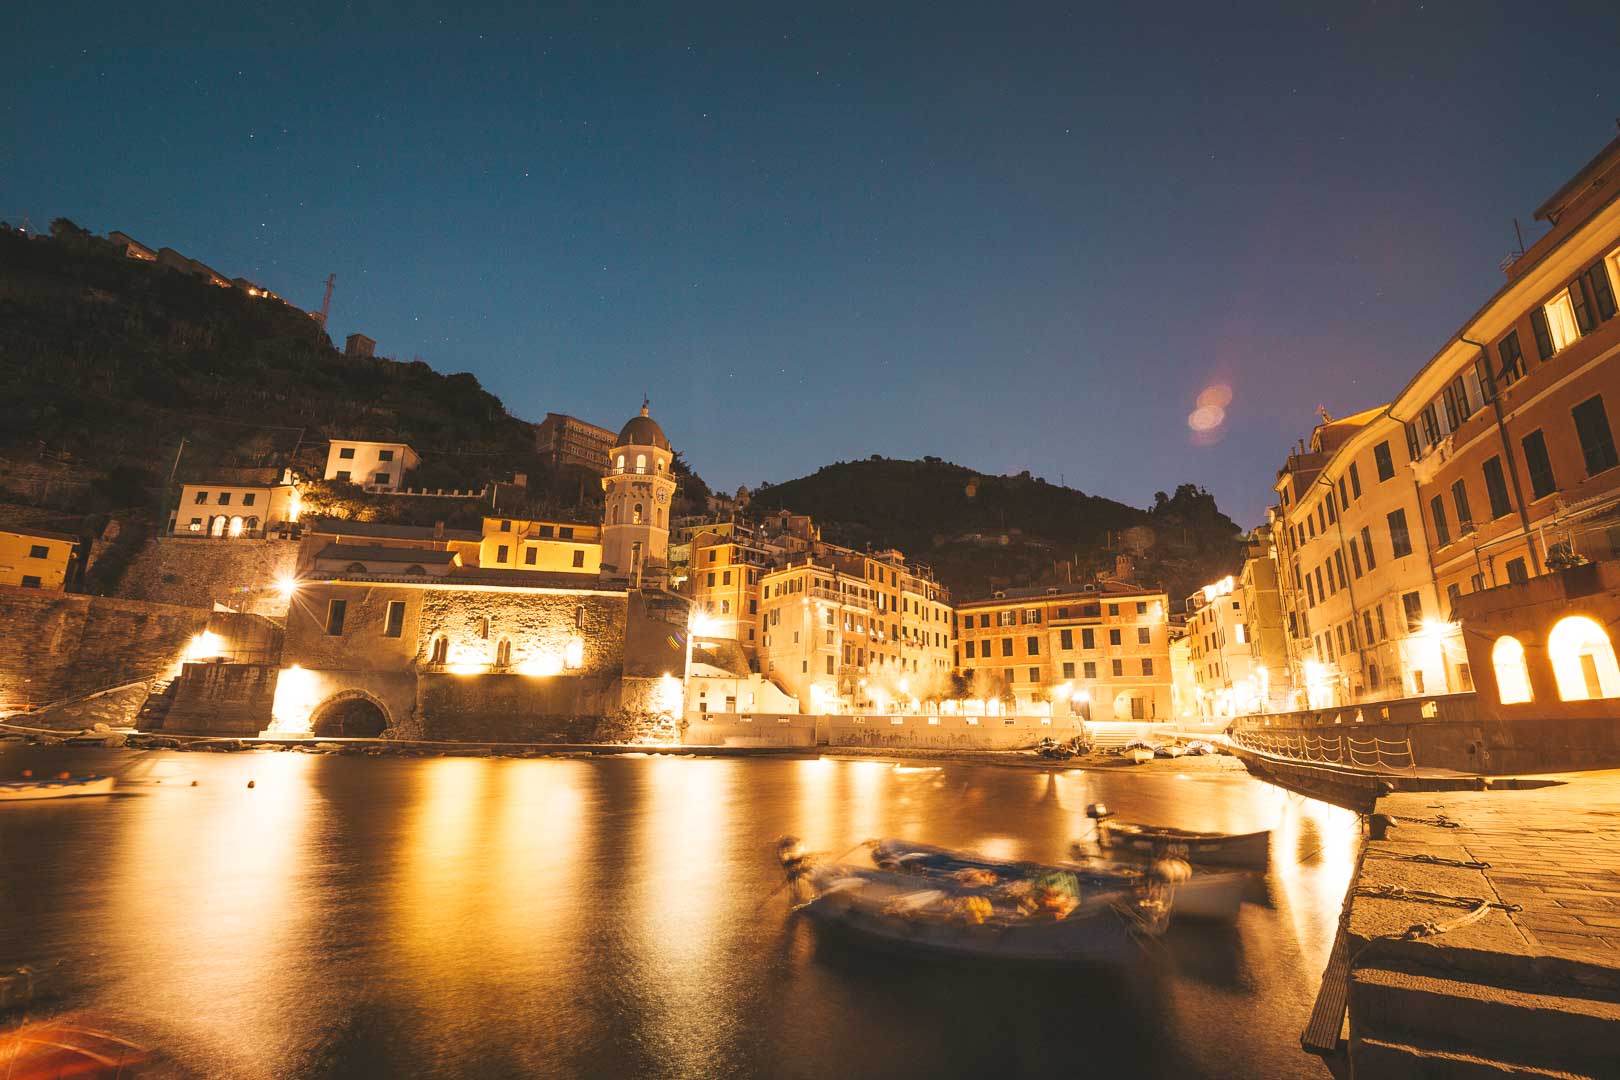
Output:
[871, 838, 1248, 925]
[1087, 803, 1271, 871]
[787, 862, 1145, 965]
[1154, 744, 1186, 759]
[0, 775, 117, 802]
[1126, 748, 1155, 765]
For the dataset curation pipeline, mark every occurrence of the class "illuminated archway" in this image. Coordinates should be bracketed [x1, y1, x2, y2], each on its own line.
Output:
[1548, 616, 1620, 701]
[309, 691, 390, 737]
[1491, 636, 1532, 705]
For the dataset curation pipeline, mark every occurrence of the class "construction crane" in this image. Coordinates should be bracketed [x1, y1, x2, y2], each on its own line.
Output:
[315, 273, 336, 327]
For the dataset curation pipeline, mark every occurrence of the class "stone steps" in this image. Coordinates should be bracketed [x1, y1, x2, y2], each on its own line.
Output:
[1350, 1034, 1595, 1078]
[134, 679, 176, 731]
[1349, 965, 1620, 1078]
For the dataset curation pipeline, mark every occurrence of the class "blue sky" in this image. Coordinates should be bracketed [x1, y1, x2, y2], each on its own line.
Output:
[6, 2, 1619, 523]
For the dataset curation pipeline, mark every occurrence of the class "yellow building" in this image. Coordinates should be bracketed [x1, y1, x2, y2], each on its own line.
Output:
[0, 527, 79, 590]
[1185, 574, 1265, 719]
[479, 517, 602, 575]
[324, 440, 421, 491]
[686, 529, 770, 652]
[955, 584, 1171, 721]
[172, 469, 302, 538]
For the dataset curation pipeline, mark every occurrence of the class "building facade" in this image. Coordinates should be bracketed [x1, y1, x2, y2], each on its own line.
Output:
[324, 440, 421, 491]
[601, 404, 676, 586]
[534, 412, 617, 474]
[0, 527, 79, 590]
[954, 584, 1170, 721]
[478, 517, 602, 576]
[172, 469, 302, 538]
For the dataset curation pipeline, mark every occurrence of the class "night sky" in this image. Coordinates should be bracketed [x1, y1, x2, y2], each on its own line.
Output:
[6, 3, 1619, 525]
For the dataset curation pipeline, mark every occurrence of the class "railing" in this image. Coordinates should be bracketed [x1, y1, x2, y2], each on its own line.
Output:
[1231, 728, 1417, 771]
[608, 465, 662, 477]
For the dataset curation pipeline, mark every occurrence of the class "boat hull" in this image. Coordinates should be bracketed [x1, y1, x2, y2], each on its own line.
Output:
[0, 776, 117, 802]
[799, 867, 1140, 966]
[1100, 826, 1271, 871]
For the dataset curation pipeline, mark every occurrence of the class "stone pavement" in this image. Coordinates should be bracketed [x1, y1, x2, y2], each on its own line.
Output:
[1329, 771, 1620, 1077]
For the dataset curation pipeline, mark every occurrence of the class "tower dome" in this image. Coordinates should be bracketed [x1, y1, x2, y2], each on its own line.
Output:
[616, 402, 670, 451]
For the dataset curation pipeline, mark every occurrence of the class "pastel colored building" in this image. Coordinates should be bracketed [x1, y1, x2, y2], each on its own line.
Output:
[172, 469, 302, 538]
[479, 517, 602, 576]
[0, 527, 79, 590]
[324, 440, 421, 491]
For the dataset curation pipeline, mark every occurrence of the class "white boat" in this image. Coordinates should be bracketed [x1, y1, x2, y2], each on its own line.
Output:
[789, 863, 1145, 965]
[874, 838, 1249, 926]
[1127, 748, 1155, 765]
[0, 775, 117, 802]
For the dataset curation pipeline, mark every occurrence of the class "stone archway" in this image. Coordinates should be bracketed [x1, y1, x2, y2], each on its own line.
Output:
[309, 690, 391, 738]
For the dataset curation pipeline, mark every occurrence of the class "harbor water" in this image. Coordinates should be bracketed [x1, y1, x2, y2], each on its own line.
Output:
[0, 746, 1359, 1078]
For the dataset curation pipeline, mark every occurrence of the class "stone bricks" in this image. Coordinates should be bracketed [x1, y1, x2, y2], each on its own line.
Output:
[116, 536, 299, 616]
[165, 662, 279, 735]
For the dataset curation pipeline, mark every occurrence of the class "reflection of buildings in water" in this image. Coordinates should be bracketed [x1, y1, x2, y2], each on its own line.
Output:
[106, 753, 321, 1077]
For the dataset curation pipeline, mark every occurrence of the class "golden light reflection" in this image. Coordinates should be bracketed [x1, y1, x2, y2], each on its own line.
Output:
[104, 752, 321, 1076]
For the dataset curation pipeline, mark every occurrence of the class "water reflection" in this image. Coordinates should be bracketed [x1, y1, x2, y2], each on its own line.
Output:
[0, 748, 1360, 1080]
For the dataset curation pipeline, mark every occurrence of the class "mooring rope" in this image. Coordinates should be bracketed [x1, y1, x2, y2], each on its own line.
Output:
[1364, 850, 1490, 870]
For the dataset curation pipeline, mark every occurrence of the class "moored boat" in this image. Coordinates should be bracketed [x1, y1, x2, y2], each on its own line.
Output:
[0, 775, 117, 802]
[782, 856, 1146, 965]
[871, 838, 1248, 925]
[1086, 803, 1271, 871]
[1126, 748, 1155, 765]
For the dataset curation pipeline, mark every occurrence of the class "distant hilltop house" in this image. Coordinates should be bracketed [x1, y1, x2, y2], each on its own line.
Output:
[0, 526, 81, 590]
[324, 440, 421, 492]
[104, 230, 291, 308]
[534, 412, 616, 475]
[344, 333, 375, 359]
[170, 467, 302, 539]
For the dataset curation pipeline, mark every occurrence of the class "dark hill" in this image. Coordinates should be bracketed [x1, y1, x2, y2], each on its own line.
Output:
[748, 457, 1245, 605]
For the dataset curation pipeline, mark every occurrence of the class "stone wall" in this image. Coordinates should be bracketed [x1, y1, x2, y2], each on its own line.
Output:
[685, 714, 818, 747]
[822, 713, 1084, 750]
[165, 662, 280, 735]
[411, 672, 624, 741]
[418, 587, 627, 675]
[117, 536, 300, 616]
[0, 586, 209, 714]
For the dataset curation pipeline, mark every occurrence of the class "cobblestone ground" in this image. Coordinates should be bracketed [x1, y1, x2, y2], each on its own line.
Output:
[1370, 771, 1620, 971]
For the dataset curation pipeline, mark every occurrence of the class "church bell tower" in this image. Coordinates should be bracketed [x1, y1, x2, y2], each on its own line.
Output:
[601, 400, 676, 587]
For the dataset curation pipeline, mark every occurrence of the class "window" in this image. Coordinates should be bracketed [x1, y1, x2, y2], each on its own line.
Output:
[1002, 638, 1013, 657]
[194, 490, 208, 504]
[1024, 608, 1042, 624]
[1405, 421, 1422, 462]
[1338, 476, 1349, 508]
[1548, 615, 1620, 701]
[633, 503, 644, 524]
[1027, 636, 1039, 655]
[1496, 331, 1525, 386]
[1430, 495, 1451, 547]
[27, 544, 49, 559]
[1108, 604, 1119, 616]
[1305, 573, 1316, 607]
[20, 575, 41, 588]
[1531, 307, 1555, 361]
[1419, 403, 1442, 448]
[1334, 550, 1347, 589]
[1111, 659, 1124, 677]
[1083, 661, 1097, 679]
[325, 599, 347, 635]
[1059, 629, 1073, 650]
[378, 449, 394, 462]
[1349, 541, 1362, 578]
[965, 641, 975, 659]
[338, 447, 356, 459]
[1401, 591, 1423, 632]
[1349, 462, 1362, 498]
[1503, 557, 1528, 585]
[384, 601, 405, 638]
[1571, 260, 1618, 332]
[1137, 626, 1151, 644]
[430, 635, 448, 664]
[1373, 441, 1394, 481]
[1029, 667, 1040, 683]
[1362, 611, 1375, 646]
[1081, 628, 1095, 649]
[1141, 658, 1154, 676]
[1109, 628, 1122, 646]
[1491, 636, 1532, 704]
[572, 550, 585, 568]
[558, 527, 574, 539]
[1452, 480, 1474, 533]
[1482, 456, 1513, 519]
[1135, 601, 1147, 615]
[218, 492, 232, 506]
[723, 570, 732, 585]
[524, 548, 537, 566]
[1545, 291, 1580, 352]
[1573, 395, 1619, 476]
[479, 616, 491, 640]
[1522, 430, 1556, 500]
[1446, 583, 1462, 612]
[1062, 662, 1075, 679]
[1388, 509, 1412, 559]
[241, 493, 256, 507]
[371, 472, 389, 486]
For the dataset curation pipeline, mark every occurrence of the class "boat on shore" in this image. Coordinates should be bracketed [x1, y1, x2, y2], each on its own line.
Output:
[870, 838, 1248, 925]
[0, 775, 117, 802]
[1086, 803, 1271, 871]
[780, 849, 1147, 965]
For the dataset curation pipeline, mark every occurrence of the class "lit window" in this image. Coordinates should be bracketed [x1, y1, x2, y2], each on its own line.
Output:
[1545, 292, 1580, 353]
[1491, 636, 1531, 704]
[1548, 615, 1620, 701]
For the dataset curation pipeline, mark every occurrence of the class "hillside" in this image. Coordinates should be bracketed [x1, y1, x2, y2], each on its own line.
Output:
[747, 457, 1245, 605]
